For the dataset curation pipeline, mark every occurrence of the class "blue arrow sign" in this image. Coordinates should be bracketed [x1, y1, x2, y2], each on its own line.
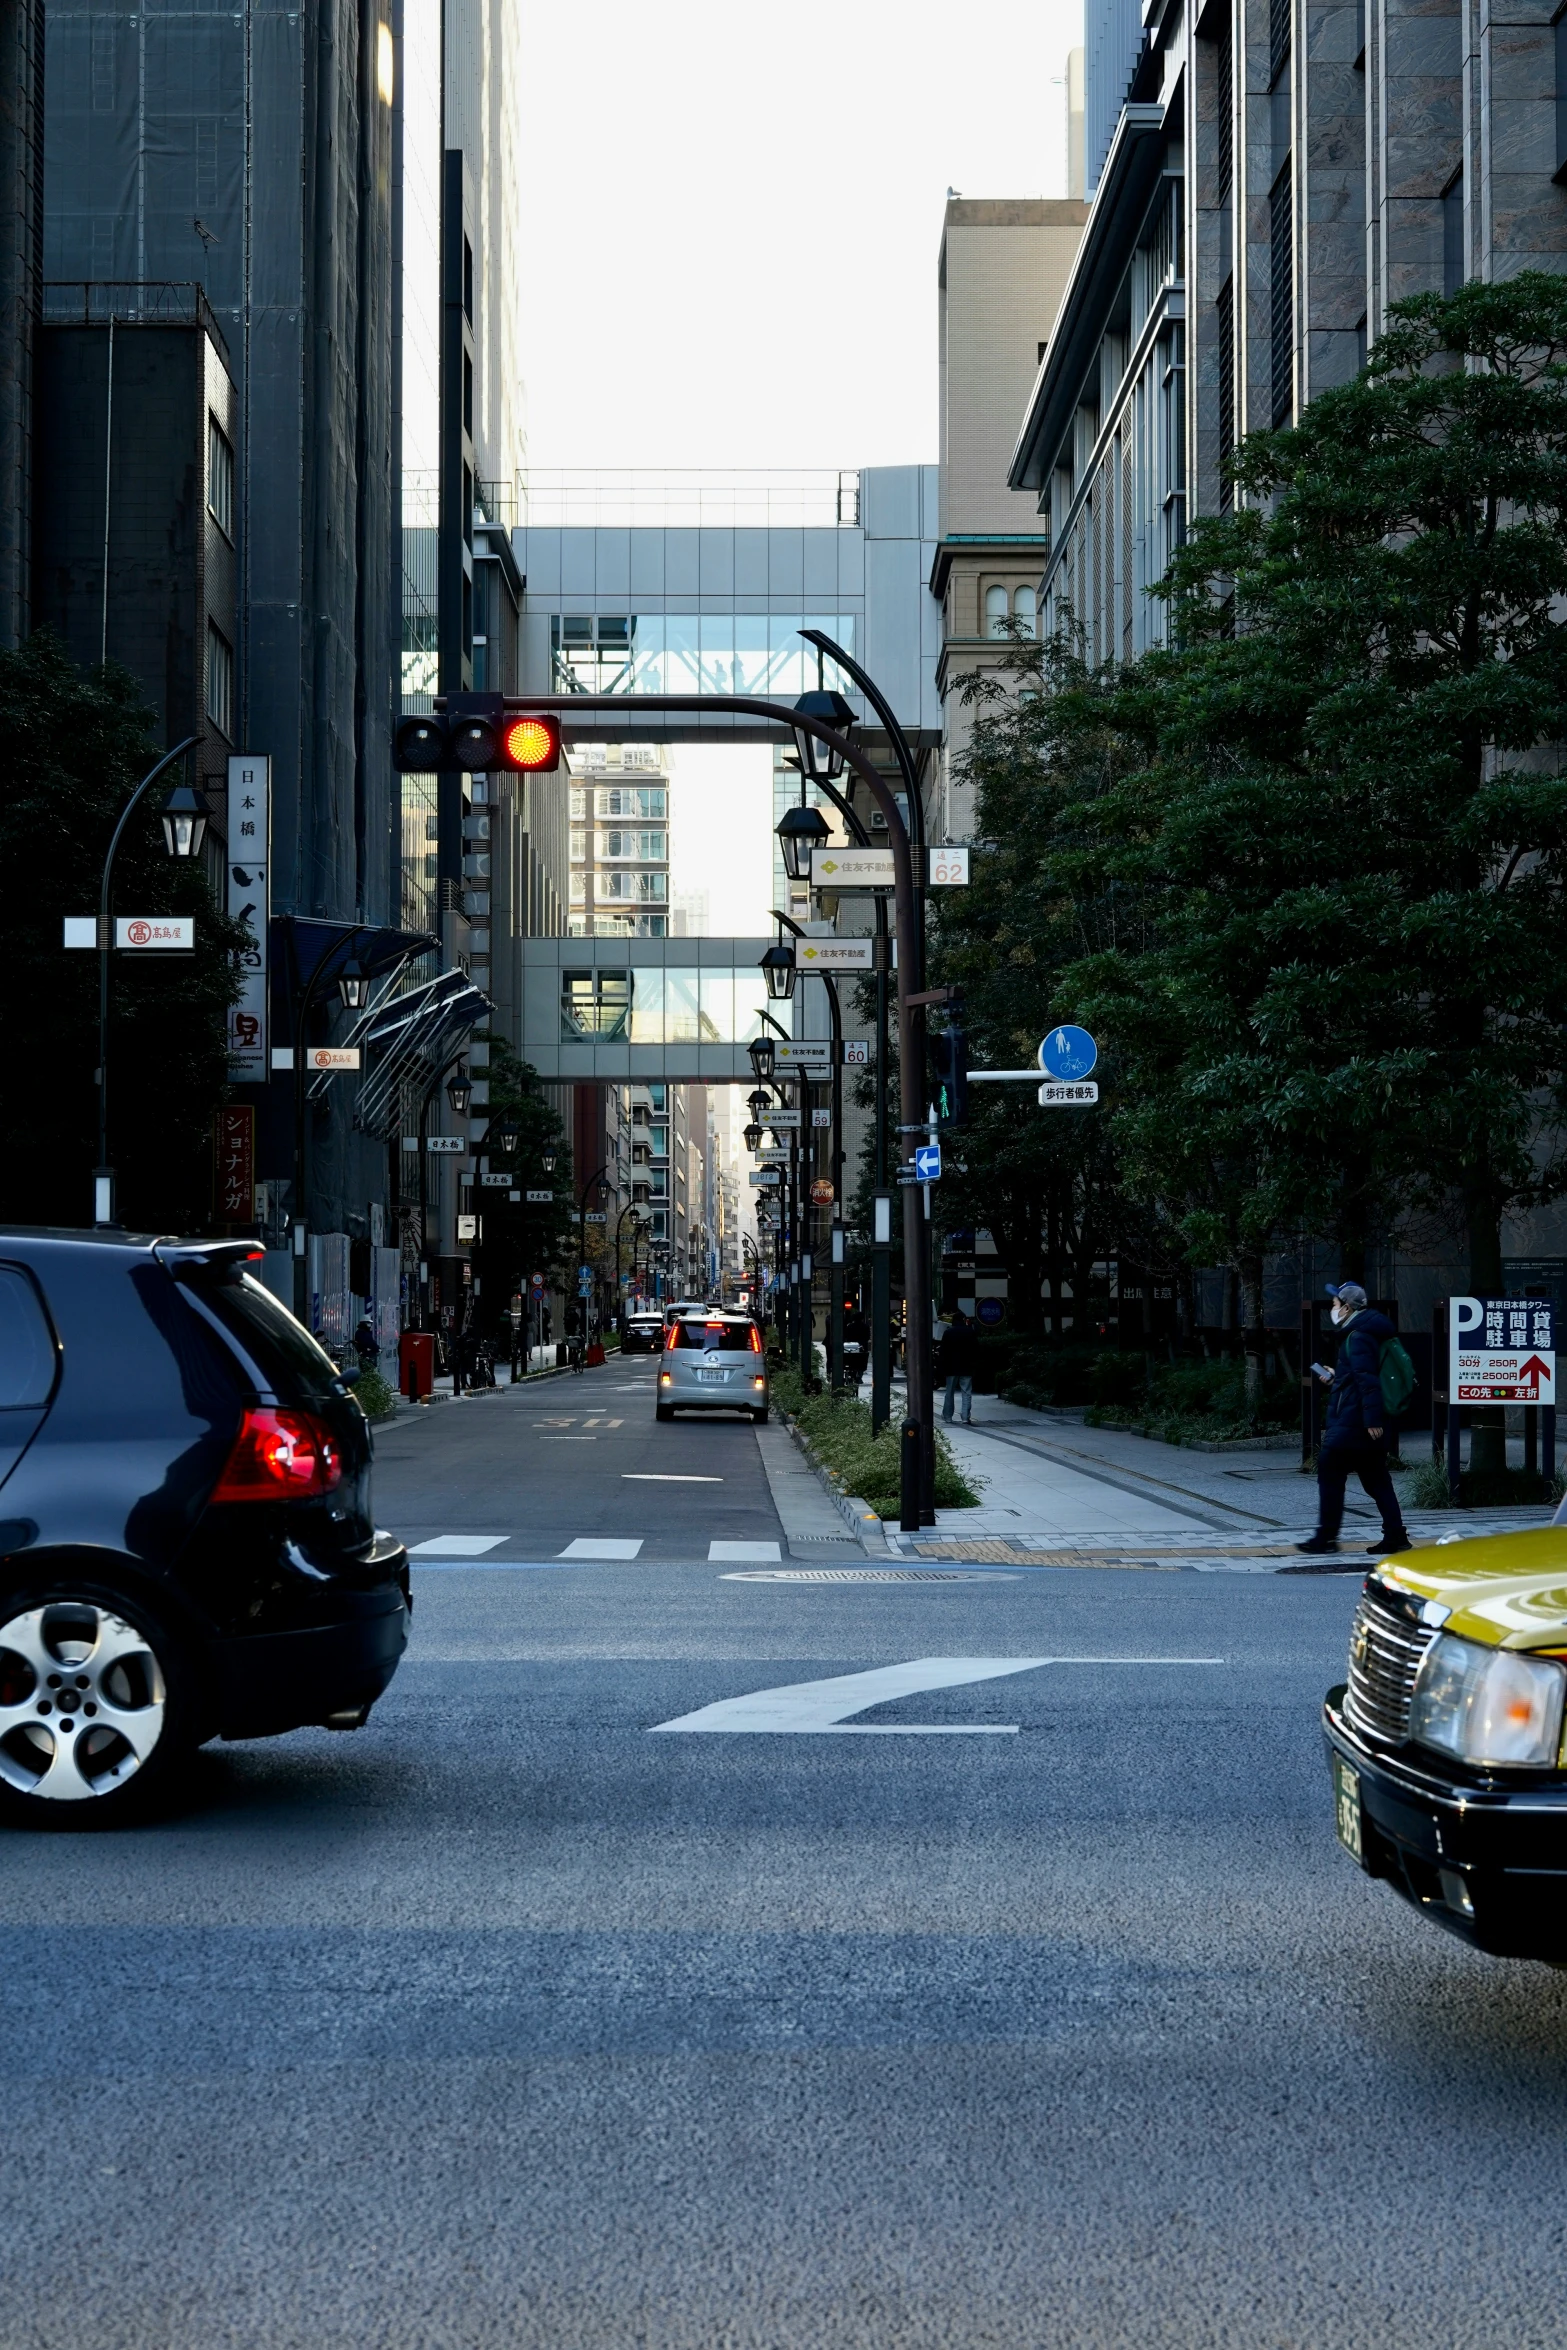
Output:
[1038, 1024, 1098, 1081]
[914, 1144, 942, 1182]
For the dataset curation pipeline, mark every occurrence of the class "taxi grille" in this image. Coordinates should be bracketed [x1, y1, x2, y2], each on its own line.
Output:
[1343, 1592, 1438, 1746]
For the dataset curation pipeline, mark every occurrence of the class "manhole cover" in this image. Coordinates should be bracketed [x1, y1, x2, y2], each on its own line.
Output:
[720, 1568, 1020, 1583]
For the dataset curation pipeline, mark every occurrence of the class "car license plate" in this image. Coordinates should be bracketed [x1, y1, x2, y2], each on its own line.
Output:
[1332, 1755, 1363, 1864]
[697, 1369, 726, 1384]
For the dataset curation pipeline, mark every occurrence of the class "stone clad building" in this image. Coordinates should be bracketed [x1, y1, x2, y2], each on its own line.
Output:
[1008, 0, 1567, 657]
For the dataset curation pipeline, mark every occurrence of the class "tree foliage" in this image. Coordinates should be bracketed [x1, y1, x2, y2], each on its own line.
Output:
[0, 634, 246, 1233]
[469, 1036, 575, 1317]
[934, 276, 1567, 1408]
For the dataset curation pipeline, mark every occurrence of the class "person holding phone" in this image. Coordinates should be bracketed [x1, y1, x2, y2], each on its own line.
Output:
[1290, 1281, 1412, 1564]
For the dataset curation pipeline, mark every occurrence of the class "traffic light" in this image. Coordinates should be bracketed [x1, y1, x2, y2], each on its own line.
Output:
[393, 694, 562, 774]
[928, 1023, 968, 1127]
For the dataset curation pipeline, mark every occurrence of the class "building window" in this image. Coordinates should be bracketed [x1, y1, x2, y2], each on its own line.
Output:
[569, 829, 586, 862]
[1013, 585, 1036, 638]
[569, 786, 586, 819]
[205, 622, 234, 739]
[1443, 169, 1465, 295]
[1216, 277, 1235, 509]
[1270, 161, 1294, 427]
[1216, 30, 1233, 203]
[569, 873, 586, 904]
[598, 828, 667, 860]
[985, 584, 1010, 637]
[1268, 0, 1291, 90]
[207, 416, 234, 539]
[599, 785, 666, 818]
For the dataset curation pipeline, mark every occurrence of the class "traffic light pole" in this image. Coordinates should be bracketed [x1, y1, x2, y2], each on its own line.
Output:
[423, 680, 933, 1529]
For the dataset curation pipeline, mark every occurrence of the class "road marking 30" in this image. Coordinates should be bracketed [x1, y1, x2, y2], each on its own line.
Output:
[649, 1655, 1224, 1735]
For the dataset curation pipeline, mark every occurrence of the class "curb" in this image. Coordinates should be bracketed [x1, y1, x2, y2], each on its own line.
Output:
[777, 1410, 885, 1545]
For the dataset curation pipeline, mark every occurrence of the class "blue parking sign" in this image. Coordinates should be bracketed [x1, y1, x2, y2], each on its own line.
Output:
[1039, 1025, 1098, 1080]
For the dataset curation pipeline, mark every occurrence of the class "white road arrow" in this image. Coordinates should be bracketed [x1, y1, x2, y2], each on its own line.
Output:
[649, 1655, 1222, 1735]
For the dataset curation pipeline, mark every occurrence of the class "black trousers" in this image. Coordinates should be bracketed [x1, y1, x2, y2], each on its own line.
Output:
[1317, 1431, 1406, 1543]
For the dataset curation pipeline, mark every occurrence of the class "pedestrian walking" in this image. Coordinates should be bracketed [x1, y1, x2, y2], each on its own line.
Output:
[1292, 1281, 1413, 1564]
[938, 1307, 980, 1425]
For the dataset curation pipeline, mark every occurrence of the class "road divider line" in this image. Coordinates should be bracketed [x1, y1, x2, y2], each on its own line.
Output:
[624, 1473, 724, 1483]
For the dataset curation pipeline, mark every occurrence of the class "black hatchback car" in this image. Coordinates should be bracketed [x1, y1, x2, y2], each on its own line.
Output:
[0, 1229, 409, 1823]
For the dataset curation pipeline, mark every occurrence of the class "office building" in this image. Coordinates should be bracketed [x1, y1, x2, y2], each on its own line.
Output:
[0, 0, 43, 649]
[931, 196, 1087, 839]
[1009, 0, 1567, 663]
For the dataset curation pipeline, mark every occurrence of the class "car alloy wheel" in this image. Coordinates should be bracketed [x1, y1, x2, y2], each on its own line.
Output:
[0, 1599, 170, 1808]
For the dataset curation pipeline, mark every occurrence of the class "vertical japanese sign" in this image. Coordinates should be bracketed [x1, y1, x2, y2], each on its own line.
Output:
[226, 754, 270, 1080]
[1450, 1294, 1555, 1403]
[215, 1105, 255, 1223]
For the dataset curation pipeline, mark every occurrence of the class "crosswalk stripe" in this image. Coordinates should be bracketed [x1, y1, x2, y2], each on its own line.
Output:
[557, 1537, 644, 1559]
[708, 1540, 781, 1562]
[409, 1535, 508, 1556]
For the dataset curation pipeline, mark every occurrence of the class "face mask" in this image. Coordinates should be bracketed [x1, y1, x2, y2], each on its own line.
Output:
[1331, 1300, 1351, 1325]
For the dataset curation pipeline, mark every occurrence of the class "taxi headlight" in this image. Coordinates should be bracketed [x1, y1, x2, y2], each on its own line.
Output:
[1408, 1633, 1566, 1768]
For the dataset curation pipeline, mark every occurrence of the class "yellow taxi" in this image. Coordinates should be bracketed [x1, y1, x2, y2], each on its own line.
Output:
[1324, 1529, 1567, 1962]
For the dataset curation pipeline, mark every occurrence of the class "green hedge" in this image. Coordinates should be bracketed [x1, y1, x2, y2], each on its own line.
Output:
[770, 1365, 982, 1517]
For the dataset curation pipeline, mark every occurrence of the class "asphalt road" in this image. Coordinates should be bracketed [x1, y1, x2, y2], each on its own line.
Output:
[3, 1360, 1566, 2349]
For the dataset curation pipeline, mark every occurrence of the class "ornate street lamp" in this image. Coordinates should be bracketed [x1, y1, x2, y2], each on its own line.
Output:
[744, 1121, 763, 1152]
[760, 940, 796, 1002]
[748, 1034, 776, 1084]
[790, 689, 855, 785]
[336, 956, 370, 1011]
[541, 1147, 558, 1175]
[446, 1066, 473, 1118]
[776, 799, 830, 885]
[159, 780, 212, 859]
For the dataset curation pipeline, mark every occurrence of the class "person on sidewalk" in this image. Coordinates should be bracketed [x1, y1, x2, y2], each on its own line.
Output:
[1292, 1281, 1411, 1565]
[938, 1308, 981, 1425]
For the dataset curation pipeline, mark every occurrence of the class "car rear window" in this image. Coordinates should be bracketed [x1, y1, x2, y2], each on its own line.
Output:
[0, 1265, 57, 1407]
[671, 1320, 757, 1352]
[200, 1269, 344, 1400]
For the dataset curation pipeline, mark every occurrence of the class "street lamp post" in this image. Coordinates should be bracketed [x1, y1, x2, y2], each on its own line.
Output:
[776, 737, 893, 1429]
[413, 1047, 474, 1333]
[93, 733, 203, 1226]
[577, 1162, 608, 1348]
[763, 908, 845, 1392]
[463, 670, 932, 1528]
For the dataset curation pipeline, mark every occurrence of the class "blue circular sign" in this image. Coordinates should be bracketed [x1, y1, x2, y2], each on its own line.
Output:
[1038, 1024, 1098, 1080]
[976, 1297, 1005, 1326]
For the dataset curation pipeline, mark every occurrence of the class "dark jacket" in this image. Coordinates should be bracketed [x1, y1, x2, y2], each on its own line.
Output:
[937, 1320, 982, 1379]
[1324, 1307, 1394, 1442]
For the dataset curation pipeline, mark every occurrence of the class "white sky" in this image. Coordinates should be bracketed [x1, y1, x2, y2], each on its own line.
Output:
[516, 0, 1080, 471]
[670, 745, 775, 934]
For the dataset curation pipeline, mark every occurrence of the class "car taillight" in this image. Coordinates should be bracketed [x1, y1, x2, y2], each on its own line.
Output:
[212, 1407, 343, 1501]
[748, 1324, 762, 1352]
[663, 1325, 678, 1352]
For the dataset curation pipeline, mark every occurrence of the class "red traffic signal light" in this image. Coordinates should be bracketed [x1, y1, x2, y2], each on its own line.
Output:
[392, 698, 562, 774]
[498, 714, 561, 770]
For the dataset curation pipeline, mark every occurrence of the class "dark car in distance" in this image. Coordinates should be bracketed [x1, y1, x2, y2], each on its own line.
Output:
[0, 1229, 409, 1822]
[621, 1312, 665, 1355]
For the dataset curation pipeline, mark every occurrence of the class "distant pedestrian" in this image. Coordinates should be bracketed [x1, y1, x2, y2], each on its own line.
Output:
[352, 1316, 377, 1372]
[842, 1306, 870, 1389]
[938, 1308, 981, 1425]
[1292, 1282, 1412, 1564]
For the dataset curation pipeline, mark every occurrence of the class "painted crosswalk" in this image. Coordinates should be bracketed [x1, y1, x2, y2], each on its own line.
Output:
[708, 1540, 781, 1562]
[409, 1535, 508, 1557]
[558, 1537, 644, 1559]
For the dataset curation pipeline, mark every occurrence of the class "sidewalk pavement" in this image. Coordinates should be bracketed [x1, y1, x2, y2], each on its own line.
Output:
[880, 1390, 1560, 1570]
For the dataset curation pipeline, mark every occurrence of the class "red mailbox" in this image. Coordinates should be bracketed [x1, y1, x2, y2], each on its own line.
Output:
[398, 1330, 435, 1402]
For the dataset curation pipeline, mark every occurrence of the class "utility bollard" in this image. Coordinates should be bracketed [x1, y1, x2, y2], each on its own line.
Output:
[900, 1420, 922, 1533]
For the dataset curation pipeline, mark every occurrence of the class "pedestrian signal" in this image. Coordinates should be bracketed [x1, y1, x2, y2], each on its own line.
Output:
[393, 695, 562, 774]
[928, 1024, 968, 1127]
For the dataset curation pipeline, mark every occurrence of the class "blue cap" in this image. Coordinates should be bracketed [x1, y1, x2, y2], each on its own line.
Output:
[1325, 1281, 1367, 1308]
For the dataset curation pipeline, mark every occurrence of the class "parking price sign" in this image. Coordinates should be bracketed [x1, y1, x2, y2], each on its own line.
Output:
[1450, 1294, 1555, 1403]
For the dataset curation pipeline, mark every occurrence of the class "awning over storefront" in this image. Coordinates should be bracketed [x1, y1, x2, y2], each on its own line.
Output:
[347, 968, 494, 1140]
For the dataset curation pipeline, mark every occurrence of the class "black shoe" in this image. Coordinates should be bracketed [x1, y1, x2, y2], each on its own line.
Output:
[1369, 1535, 1412, 1556]
[1294, 1536, 1339, 1554]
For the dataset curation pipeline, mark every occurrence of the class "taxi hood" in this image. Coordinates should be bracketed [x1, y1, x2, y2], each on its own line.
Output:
[1374, 1526, 1567, 1651]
